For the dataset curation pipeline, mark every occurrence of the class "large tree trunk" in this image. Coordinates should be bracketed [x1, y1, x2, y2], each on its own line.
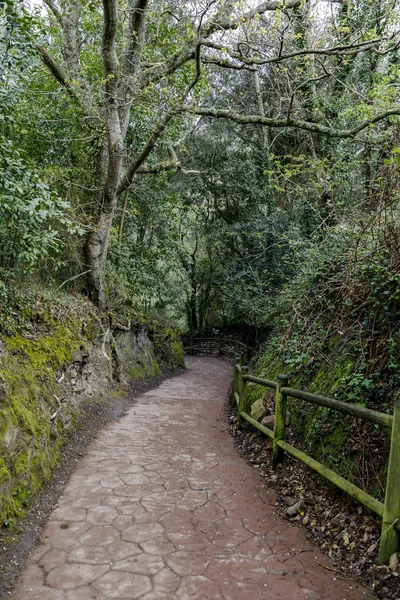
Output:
[85, 0, 149, 307]
[86, 210, 115, 308]
[85, 0, 122, 308]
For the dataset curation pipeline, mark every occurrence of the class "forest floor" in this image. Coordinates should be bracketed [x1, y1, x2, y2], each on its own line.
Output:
[229, 413, 399, 599]
[9, 356, 370, 599]
[0, 366, 184, 600]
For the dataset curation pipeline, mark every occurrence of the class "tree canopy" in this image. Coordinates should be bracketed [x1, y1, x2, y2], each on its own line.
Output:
[1, 0, 400, 330]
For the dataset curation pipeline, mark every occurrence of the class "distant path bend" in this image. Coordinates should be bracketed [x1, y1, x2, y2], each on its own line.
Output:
[14, 356, 371, 600]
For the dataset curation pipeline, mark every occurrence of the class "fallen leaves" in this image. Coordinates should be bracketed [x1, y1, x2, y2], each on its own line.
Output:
[227, 411, 400, 599]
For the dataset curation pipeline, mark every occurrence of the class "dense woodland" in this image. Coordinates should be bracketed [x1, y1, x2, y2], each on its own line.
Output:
[1, 0, 399, 327]
[2, 1, 400, 586]
[2, 4, 400, 412]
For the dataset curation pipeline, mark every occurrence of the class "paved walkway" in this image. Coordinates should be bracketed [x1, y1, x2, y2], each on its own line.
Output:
[14, 357, 371, 600]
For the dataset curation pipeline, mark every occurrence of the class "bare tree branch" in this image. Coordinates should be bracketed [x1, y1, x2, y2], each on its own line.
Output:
[180, 104, 400, 138]
[135, 146, 200, 175]
[200, 34, 400, 66]
[118, 111, 176, 194]
[60, 1, 81, 78]
[141, 0, 302, 89]
[43, 0, 61, 22]
[203, 0, 302, 36]
[202, 55, 257, 70]
[41, 0, 97, 108]
[35, 43, 80, 102]
[119, 0, 149, 136]
[135, 158, 180, 175]
[118, 40, 203, 195]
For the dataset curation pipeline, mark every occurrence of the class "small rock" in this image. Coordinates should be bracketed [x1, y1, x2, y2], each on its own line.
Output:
[261, 416, 275, 429]
[287, 498, 305, 518]
[389, 552, 399, 572]
[283, 496, 297, 507]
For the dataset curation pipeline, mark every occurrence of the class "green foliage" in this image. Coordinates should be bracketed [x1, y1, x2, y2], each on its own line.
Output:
[0, 138, 83, 273]
[245, 205, 400, 497]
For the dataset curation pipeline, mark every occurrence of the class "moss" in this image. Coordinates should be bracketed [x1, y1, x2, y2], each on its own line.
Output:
[147, 316, 185, 369]
[4, 325, 80, 370]
[0, 325, 81, 526]
[247, 331, 364, 485]
[107, 387, 124, 399]
[166, 340, 185, 369]
[128, 355, 161, 380]
[0, 457, 11, 484]
[0, 288, 185, 528]
[0, 492, 25, 527]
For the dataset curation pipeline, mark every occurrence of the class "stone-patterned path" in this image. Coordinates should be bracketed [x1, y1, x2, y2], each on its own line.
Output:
[13, 356, 371, 600]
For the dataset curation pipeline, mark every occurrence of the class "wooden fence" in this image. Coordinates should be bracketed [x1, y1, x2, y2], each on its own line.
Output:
[183, 336, 249, 360]
[232, 351, 400, 565]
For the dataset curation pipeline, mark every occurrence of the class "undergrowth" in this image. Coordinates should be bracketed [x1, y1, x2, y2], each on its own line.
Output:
[251, 202, 400, 499]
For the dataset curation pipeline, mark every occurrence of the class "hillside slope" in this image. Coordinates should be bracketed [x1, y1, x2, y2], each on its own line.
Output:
[247, 213, 400, 500]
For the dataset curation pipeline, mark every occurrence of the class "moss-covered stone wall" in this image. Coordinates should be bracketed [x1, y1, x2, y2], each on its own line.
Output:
[0, 296, 184, 527]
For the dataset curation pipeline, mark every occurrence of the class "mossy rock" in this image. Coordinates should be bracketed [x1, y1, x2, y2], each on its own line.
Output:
[250, 399, 266, 421]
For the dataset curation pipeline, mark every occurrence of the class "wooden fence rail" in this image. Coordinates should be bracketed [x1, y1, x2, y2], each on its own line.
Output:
[232, 352, 400, 565]
[182, 336, 249, 359]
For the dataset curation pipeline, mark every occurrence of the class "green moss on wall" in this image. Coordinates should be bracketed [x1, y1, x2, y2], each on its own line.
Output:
[128, 354, 161, 380]
[0, 291, 183, 528]
[147, 316, 185, 369]
[0, 322, 83, 527]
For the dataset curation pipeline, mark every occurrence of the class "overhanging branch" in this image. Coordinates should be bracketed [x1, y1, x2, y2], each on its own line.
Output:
[141, 0, 302, 89]
[43, 0, 61, 22]
[119, 43, 203, 195]
[135, 146, 200, 176]
[180, 105, 400, 138]
[204, 0, 301, 36]
[35, 44, 80, 102]
[201, 34, 400, 65]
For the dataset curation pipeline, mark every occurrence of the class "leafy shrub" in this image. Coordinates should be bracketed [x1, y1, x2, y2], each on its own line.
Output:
[0, 139, 83, 274]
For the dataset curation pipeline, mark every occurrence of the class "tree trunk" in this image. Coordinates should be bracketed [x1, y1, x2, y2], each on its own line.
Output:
[85, 0, 123, 308]
[189, 286, 198, 331]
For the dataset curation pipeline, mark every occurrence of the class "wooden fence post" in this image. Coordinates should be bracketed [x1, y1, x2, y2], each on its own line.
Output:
[190, 338, 194, 356]
[237, 366, 249, 427]
[272, 374, 289, 470]
[379, 399, 400, 564]
[232, 356, 240, 406]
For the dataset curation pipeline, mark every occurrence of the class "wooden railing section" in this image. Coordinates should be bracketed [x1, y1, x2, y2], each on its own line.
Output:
[183, 336, 249, 359]
[232, 352, 400, 565]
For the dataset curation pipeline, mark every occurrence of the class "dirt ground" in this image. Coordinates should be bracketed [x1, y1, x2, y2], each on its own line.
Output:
[228, 411, 399, 599]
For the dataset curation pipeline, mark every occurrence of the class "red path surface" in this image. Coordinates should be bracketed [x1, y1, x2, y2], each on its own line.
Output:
[13, 356, 372, 599]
